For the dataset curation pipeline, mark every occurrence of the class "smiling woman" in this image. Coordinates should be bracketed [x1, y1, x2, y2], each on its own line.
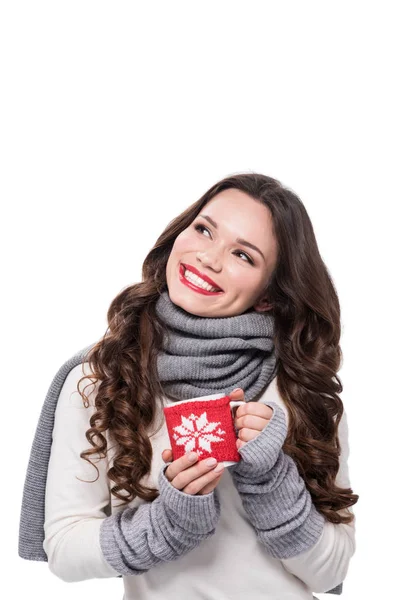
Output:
[19, 172, 358, 599]
[165, 188, 277, 317]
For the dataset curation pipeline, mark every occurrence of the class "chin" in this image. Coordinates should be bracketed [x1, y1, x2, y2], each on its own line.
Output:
[168, 291, 214, 317]
[166, 286, 189, 311]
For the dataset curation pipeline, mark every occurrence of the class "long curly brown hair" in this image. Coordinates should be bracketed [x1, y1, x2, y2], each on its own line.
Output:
[77, 172, 358, 524]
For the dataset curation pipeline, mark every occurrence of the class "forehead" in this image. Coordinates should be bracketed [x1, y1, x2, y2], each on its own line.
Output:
[203, 189, 274, 240]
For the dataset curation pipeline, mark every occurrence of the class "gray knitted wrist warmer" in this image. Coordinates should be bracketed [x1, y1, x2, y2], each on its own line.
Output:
[99, 464, 220, 576]
[230, 401, 325, 559]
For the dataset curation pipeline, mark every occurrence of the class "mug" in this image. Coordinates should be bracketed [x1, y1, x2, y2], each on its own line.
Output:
[163, 392, 246, 467]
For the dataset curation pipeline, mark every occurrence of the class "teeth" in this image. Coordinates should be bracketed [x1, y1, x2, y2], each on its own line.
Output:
[184, 269, 220, 292]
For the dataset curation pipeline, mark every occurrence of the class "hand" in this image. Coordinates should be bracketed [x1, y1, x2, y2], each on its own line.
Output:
[161, 449, 224, 495]
[229, 388, 273, 450]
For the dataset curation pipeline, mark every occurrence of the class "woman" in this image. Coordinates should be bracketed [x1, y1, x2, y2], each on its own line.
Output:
[19, 173, 358, 598]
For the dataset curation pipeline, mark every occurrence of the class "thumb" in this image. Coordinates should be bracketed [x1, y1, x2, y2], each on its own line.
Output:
[229, 387, 245, 400]
[162, 448, 173, 462]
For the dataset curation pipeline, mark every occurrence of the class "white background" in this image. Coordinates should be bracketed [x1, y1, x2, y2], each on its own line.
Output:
[2, 1, 399, 598]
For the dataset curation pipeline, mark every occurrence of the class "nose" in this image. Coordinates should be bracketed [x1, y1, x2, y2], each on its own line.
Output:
[196, 249, 222, 271]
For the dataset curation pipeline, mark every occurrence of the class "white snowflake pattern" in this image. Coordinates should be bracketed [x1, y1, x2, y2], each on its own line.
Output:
[172, 411, 226, 456]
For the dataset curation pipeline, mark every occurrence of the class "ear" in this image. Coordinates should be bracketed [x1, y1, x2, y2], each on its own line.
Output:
[253, 298, 273, 312]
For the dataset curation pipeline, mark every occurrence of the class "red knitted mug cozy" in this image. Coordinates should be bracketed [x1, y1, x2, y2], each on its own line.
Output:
[163, 394, 241, 462]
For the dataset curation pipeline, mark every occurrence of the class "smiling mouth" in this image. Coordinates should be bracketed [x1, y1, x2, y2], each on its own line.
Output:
[179, 264, 224, 295]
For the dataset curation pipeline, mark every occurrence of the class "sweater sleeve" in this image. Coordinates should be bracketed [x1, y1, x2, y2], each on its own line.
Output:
[279, 407, 356, 594]
[230, 399, 356, 594]
[99, 466, 220, 576]
[43, 364, 220, 583]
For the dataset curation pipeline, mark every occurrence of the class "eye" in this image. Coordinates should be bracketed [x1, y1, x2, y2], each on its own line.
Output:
[193, 223, 254, 265]
[194, 223, 211, 237]
[233, 250, 254, 265]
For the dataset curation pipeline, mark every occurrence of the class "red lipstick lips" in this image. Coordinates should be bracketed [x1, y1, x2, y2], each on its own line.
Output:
[179, 263, 224, 296]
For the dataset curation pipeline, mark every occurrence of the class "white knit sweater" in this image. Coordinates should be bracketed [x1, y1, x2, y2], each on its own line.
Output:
[43, 363, 356, 599]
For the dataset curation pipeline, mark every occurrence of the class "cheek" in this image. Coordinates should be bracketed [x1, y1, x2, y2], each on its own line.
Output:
[171, 230, 199, 256]
[233, 270, 267, 299]
[166, 233, 193, 282]
[171, 229, 207, 261]
[228, 266, 258, 287]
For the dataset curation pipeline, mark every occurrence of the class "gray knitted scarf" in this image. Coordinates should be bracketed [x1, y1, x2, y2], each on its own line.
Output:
[18, 290, 276, 562]
[155, 290, 277, 401]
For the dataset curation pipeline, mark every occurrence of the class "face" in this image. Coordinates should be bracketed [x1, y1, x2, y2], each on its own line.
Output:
[165, 189, 278, 317]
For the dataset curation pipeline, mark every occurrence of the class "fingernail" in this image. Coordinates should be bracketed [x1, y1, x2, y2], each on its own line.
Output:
[214, 463, 224, 472]
[205, 457, 217, 466]
[187, 452, 198, 462]
[232, 388, 241, 393]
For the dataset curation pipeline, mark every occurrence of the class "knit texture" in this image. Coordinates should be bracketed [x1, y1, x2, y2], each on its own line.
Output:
[18, 343, 95, 562]
[230, 399, 342, 594]
[99, 465, 221, 575]
[164, 395, 241, 462]
[155, 290, 277, 401]
[230, 400, 325, 555]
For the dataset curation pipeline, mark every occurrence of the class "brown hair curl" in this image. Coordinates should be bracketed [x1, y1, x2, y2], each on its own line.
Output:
[77, 172, 359, 523]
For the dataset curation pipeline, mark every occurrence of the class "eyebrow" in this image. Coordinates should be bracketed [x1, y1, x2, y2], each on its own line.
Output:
[199, 214, 265, 262]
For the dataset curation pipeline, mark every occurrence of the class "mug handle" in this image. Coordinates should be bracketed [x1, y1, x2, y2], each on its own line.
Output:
[229, 400, 246, 409]
[229, 401, 246, 437]
[229, 400, 246, 417]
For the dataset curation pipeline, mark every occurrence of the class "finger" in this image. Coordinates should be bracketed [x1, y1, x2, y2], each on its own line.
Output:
[229, 388, 245, 400]
[237, 427, 260, 442]
[235, 414, 270, 431]
[164, 452, 199, 481]
[198, 470, 224, 495]
[182, 463, 225, 495]
[235, 402, 273, 420]
[162, 449, 173, 462]
[229, 389, 245, 410]
[236, 438, 246, 450]
[172, 457, 222, 491]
